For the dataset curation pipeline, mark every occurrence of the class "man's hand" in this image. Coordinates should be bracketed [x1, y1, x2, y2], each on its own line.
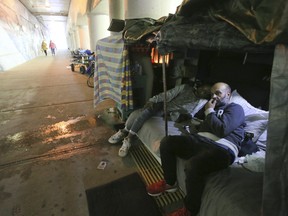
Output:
[205, 98, 216, 110]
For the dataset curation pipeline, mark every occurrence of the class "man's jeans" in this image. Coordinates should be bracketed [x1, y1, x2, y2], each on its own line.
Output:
[125, 103, 163, 134]
[160, 134, 232, 215]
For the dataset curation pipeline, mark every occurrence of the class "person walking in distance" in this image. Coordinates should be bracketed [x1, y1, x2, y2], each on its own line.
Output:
[41, 40, 48, 56]
[49, 40, 57, 56]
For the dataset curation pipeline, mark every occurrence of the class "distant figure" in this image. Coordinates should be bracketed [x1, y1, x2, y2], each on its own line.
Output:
[49, 40, 57, 56]
[41, 40, 48, 56]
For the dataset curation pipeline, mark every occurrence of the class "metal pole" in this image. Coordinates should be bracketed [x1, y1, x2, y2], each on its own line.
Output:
[162, 55, 168, 137]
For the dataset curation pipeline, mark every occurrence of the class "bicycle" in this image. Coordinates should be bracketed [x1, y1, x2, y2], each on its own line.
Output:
[86, 61, 95, 88]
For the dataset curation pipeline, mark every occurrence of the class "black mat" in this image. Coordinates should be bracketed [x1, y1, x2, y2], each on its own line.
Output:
[86, 172, 162, 216]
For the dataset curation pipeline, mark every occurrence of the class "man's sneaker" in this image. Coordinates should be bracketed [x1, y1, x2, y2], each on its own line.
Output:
[146, 180, 178, 196]
[167, 207, 191, 216]
[118, 138, 131, 157]
[108, 129, 127, 144]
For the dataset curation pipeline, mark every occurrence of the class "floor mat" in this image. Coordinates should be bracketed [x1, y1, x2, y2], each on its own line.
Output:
[130, 142, 185, 208]
[85, 172, 162, 216]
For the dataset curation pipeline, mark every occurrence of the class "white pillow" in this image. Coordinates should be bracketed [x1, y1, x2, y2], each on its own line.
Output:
[191, 99, 208, 117]
[256, 129, 267, 151]
[230, 90, 269, 143]
[244, 113, 269, 142]
[230, 90, 269, 116]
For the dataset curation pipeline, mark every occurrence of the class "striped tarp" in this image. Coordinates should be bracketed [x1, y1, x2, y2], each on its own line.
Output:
[94, 33, 134, 111]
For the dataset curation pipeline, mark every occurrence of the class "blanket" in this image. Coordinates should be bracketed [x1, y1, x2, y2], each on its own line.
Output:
[94, 33, 134, 111]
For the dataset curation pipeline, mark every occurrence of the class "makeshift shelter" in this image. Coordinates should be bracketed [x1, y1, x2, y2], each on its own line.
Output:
[94, 33, 154, 120]
[120, 1, 288, 215]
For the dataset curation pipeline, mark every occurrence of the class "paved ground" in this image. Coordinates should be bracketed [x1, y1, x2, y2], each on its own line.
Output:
[0, 50, 138, 216]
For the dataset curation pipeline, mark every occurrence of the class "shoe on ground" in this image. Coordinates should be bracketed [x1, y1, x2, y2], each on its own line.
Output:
[167, 207, 191, 216]
[118, 138, 131, 157]
[108, 129, 127, 144]
[146, 180, 178, 196]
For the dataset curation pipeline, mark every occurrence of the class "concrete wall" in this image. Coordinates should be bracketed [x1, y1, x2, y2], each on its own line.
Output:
[0, 0, 49, 71]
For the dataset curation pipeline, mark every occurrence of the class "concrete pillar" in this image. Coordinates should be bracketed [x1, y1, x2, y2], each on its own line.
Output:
[88, 14, 110, 51]
[68, 29, 77, 51]
[78, 25, 91, 50]
[67, 32, 73, 51]
[124, 0, 182, 19]
[73, 27, 80, 49]
[71, 31, 77, 50]
[109, 0, 124, 20]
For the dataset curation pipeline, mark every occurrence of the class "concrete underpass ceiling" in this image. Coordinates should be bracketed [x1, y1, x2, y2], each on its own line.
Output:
[19, 0, 71, 23]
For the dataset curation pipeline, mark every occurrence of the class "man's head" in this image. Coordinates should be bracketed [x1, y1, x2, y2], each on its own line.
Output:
[210, 82, 231, 106]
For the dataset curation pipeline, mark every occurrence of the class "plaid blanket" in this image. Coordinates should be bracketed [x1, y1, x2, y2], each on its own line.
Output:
[94, 33, 133, 111]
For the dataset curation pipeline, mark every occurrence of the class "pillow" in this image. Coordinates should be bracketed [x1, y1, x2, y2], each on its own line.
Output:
[244, 113, 269, 142]
[230, 90, 269, 116]
[256, 129, 267, 151]
[230, 90, 269, 143]
[191, 99, 207, 117]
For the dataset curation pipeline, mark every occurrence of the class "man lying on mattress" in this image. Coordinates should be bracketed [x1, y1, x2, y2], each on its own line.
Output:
[108, 82, 211, 157]
[146, 82, 246, 216]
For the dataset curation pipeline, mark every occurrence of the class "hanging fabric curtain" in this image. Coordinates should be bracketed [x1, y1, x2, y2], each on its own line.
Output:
[94, 33, 134, 112]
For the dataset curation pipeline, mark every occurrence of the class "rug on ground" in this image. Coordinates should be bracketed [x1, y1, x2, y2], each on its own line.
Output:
[85, 172, 162, 216]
